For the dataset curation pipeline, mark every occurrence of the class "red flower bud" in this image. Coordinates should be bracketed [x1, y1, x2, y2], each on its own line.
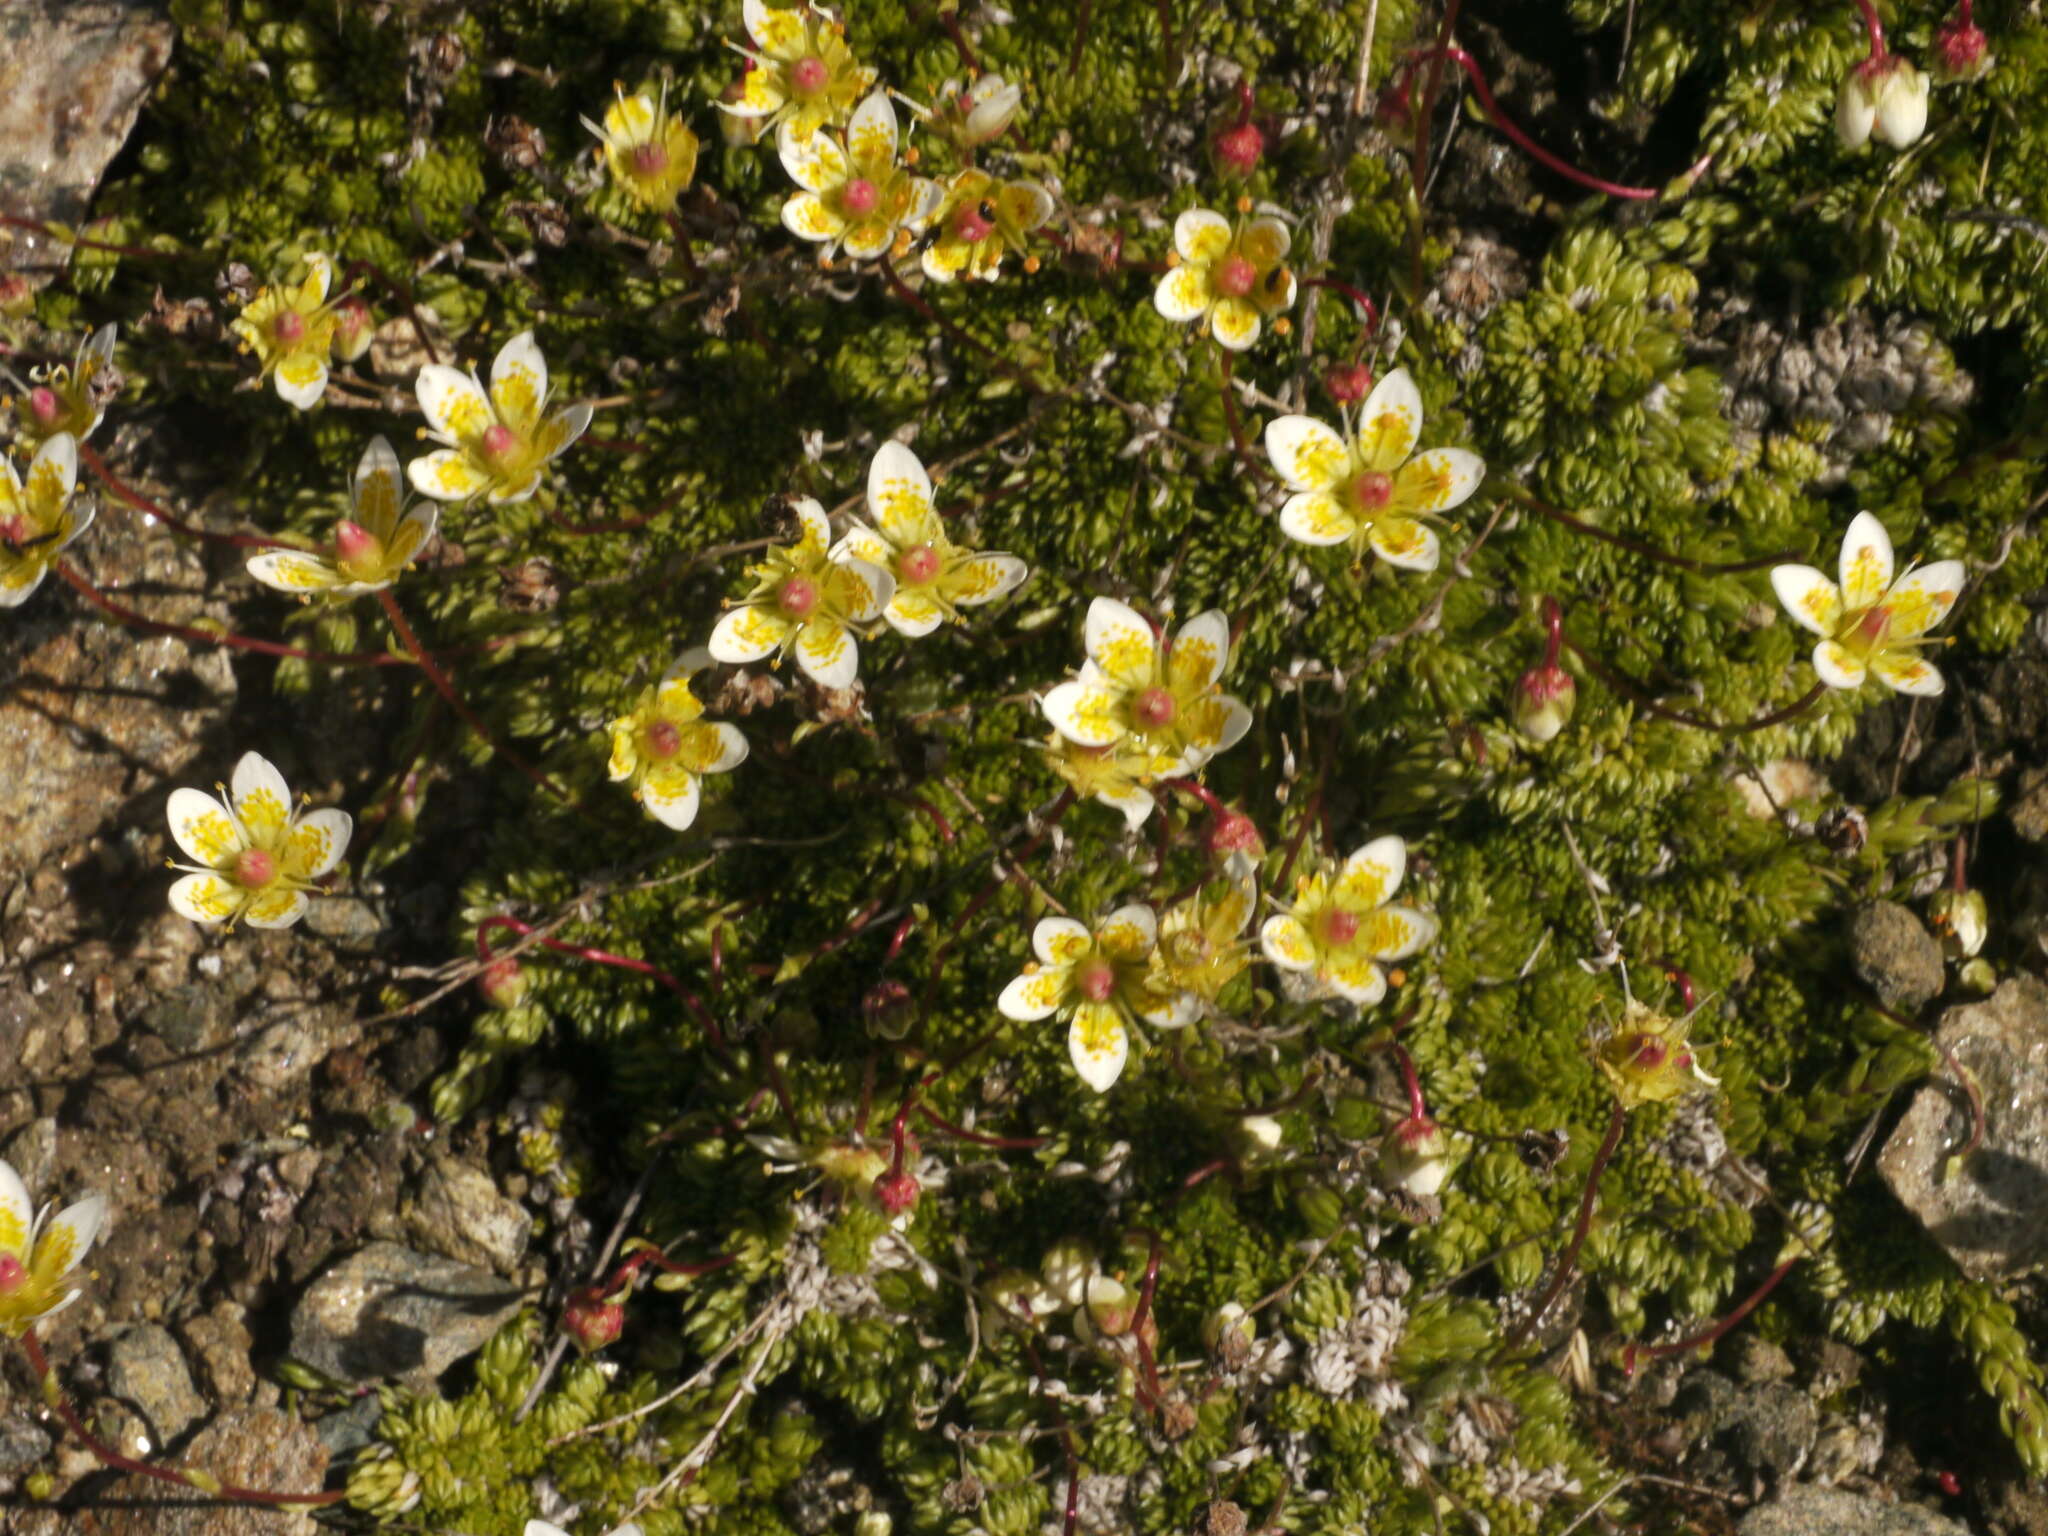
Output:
[872, 1170, 920, 1217]
[1324, 363, 1373, 405]
[562, 1286, 625, 1353]
[1214, 119, 1264, 178]
[478, 957, 529, 1009]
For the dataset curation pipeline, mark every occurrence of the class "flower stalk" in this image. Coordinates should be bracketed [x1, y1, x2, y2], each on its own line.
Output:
[1503, 1100, 1626, 1352]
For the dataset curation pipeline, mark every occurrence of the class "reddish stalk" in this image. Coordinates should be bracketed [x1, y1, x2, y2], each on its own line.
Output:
[1163, 777, 1226, 816]
[79, 442, 293, 551]
[19, 1329, 344, 1508]
[1934, 1037, 1986, 1167]
[1126, 1229, 1169, 1415]
[1301, 277, 1382, 340]
[1391, 1041, 1430, 1123]
[600, 1246, 736, 1293]
[1665, 965, 1697, 1014]
[1510, 485, 1796, 575]
[476, 914, 728, 1055]
[916, 1104, 1046, 1149]
[57, 561, 411, 667]
[1503, 1100, 1627, 1352]
[1852, 0, 1887, 57]
[1180, 1156, 1233, 1192]
[1539, 595, 1565, 672]
[1217, 349, 1275, 486]
[0, 214, 167, 263]
[1621, 1257, 1799, 1376]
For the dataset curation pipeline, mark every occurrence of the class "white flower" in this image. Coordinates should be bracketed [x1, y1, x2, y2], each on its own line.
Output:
[1769, 511, 1964, 695]
[165, 752, 353, 929]
[247, 436, 437, 596]
[0, 433, 92, 609]
[408, 331, 592, 505]
[777, 91, 941, 263]
[1258, 835, 1436, 1006]
[1152, 208, 1296, 352]
[708, 497, 895, 688]
[1837, 56, 1930, 149]
[830, 441, 1027, 634]
[997, 907, 1197, 1091]
[0, 1156, 106, 1339]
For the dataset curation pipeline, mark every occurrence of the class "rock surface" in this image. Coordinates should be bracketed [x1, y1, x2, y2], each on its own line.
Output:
[289, 1241, 523, 1386]
[1738, 1486, 1969, 1536]
[1879, 975, 2048, 1280]
[1848, 901, 1945, 1013]
[404, 1153, 532, 1274]
[105, 1323, 206, 1446]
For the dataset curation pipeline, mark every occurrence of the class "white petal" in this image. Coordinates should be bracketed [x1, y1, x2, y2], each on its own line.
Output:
[709, 604, 795, 665]
[490, 329, 549, 410]
[1067, 1002, 1129, 1092]
[525, 1523, 571, 1536]
[274, 357, 330, 411]
[1040, 679, 1125, 748]
[1838, 512, 1895, 610]
[166, 786, 244, 864]
[1369, 519, 1440, 572]
[1342, 834, 1408, 904]
[845, 90, 899, 163]
[1871, 651, 1945, 697]
[1887, 560, 1966, 638]
[1264, 414, 1348, 492]
[0, 1160, 31, 1259]
[1172, 207, 1231, 265]
[1095, 903, 1157, 958]
[1355, 367, 1423, 471]
[777, 120, 849, 194]
[29, 432, 78, 501]
[642, 769, 703, 831]
[167, 872, 240, 925]
[867, 441, 934, 542]
[1769, 564, 1842, 637]
[1152, 264, 1212, 323]
[35, 1194, 106, 1279]
[288, 807, 354, 880]
[792, 620, 859, 688]
[1167, 610, 1231, 692]
[245, 550, 344, 594]
[414, 364, 492, 442]
[351, 435, 405, 528]
[230, 752, 294, 837]
[1100, 787, 1156, 830]
[1276, 490, 1355, 547]
[998, 966, 1066, 1022]
[241, 889, 311, 930]
[1083, 596, 1159, 686]
[1813, 639, 1867, 690]
[1032, 916, 1093, 966]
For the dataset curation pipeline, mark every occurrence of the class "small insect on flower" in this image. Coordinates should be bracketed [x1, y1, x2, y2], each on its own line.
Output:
[408, 330, 593, 505]
[1152, 207, 1297, 352]
[720, 0, 877, 141]
[998, 906, 1198, 1092]
[921, 170, 1055, 284]
[229, 251, 343, 411]
[0, 433, 92, 609]
[7, 322, 118, 448]
[1594, 1001, 1719, 1111]
[1770, 512, 1964, 696]
[778, 90, 942, 262]
[583, 83, 701, 216]
[709, 496, 895, 688]
[1041, 597, 1253, 781]
[830, 441, 1028, 633]
[1259, 834, 1437, 1005]
[0, 1155, 106, 1339]
[246, 436, 438, 597]
[1264, 368, 1486, 573]
[607, 653, 749, 831]
[165, 751, 353, 930]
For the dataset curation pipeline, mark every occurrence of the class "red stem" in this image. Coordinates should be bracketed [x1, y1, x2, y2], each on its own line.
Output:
[1934, 1037, 1985, 1166]
[1622, 1258, 1799, 1376]
[1853, 0, 1888, 58]
[1162, 777, 1226, 816]
[476, 914, 728, 1054]
[1390, 1041, 1430, 1123]
[1505, 1101, 1627, 1351]
[1126, 1229, 1168, 1415]
[1301, 277, 1382, 339]
[915, 1104, 1046, 1149]
[1539, 596, 1564, 671]
[79, 442, 293, 551]
[604, 1248, 735, 1293]
[57, 561, 410, 667]
[1019, 1337, 1083, 1536]
[1950, 836, 1968, 895]
[1233, 79, 1255, 129]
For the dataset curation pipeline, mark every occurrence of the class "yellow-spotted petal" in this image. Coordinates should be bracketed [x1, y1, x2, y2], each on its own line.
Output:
[536, 403, 593, 466]
[415, 365, 493, 444]
[1339, 835, 1406, 908]
[1067, 1001, 1130, 1092]
[351, 435, 405, 537]
[28, 1195, 105, 1288]
[831, 523, 895, 569]
[1838, 512, 1895, 610]
[710, 603, 796, 665]
[1394, 448, 1485, 514]
[1083, 596, 1158, 687]
[1264, 414, 1347, 493]
[745, 0, 807, 54]
[1887, 560, 1965, 638]
[1355, 367, 1423, 472]
[1769, 564, 1842, 637]
[999, 180, 1055, 231]
[1172, 208, 1231, 265]
[1323, 952, 1388, 1006]
[839, 220, 894, 261]
[886, 588, 946, 638]
[777, 120, 848, 194]
[790, 496, 832, 559]
[867, 441, 934, 545]
[1153, 264, 1212, 323]
[1277, 490, 1355, 547]
[846, 89, 897, 163]
[407, 448, 490, 503]
[246, 550, 345, 594]
[275, 352, 330, 411]
[827, 557, 894, 623]
[1870, 651, 1945, 697]
[166, 788, 242, 864]
[1166, 610, 1230, 695]
[1368, 517, 1440, 572]
[793, 616, 858, 688]
[242, 887, 311, 930]
[947, 552, 1027, 608]
[230, 753, 293, 845]
[168, 872, 243, 925]
[922, 237, 976, 283]
[1041, 679, 1126, 748]
[0, 1161, 33, 1258]
[640, 765, 703, 830]
[1367, 903, 1436, 962]
[1259, 913, 1316, 971]
[1033, 916, 1093, 967]
[783, 192, 849, 242]
[999, 965, 1069, 1022]
[1098, 785, 1156, 830]
[1813, 639, 1867, 690]
[681, 721, 749, 775]
[1209, 297, 1262, 351]
[25, 433, 77, 504]
[1096, 904, 1157, 960]
[286, 807, 353, 881]
[1136, 983, 1201, 1030]
[489, 331, 549, 432]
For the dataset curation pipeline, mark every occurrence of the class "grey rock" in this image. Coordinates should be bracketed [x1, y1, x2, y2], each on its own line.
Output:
[139, 983, 228, 1054]
[105, 1324, 206, 1446]
[1879, 975, 2048, 1279]
[289, 1241, 523, 1386]
[237, 1015, 327, 1091]
[1725, 1333, 1796, 1386]
[0, 1410, 51, 1476]
[302, 894, 384, 947]
[1738, 1486, 1969, 1536]
[404, 1153, 531, 1274]
[2011, 764, 2048, 844]
[1, 1117, 58, 1194]
[1723, 1381, 1817, 1481]
[312, 1393, 384, 1457]
[1849, 901, 1945, 1012]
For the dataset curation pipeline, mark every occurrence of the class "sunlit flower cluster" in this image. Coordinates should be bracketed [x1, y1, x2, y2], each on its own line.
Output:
[998, 907, 1196, 1091]
[1260, 835, 1436, 1006]
[0, 433, 92, 608]
[721, 0, 876, 141]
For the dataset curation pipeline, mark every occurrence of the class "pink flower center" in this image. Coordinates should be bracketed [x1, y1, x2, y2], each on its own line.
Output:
[777, 574, 819, 619]
[1854, 605, 1892, 646]
[1325, 364, 1372, 405]
[790, 54, 830, 96]
[1349, 471, 1393, 510]
[334, 520, 381, 568]
[481, 424, 519, 462]
[1075, 958, 1118, 1002]
[27, 386, 60, 424]
[0, 1254, 23, 1293]
[873, 1170, 920, 1216]
[1631, 1036, 1668, 1069]
[644, 719, 683, 760]
[840, 178, 880, 218]
[0, 514, 26, 548]
[1319, 908, 1361, 947]
[898, 543, 941, 585]
[951, 204, 994, 243]
[1133, 687, 1177, 729]
[1213, 253, 1258, 299]
[273, 310, 306, 344]
[233, 847, 276, 889]
[630, 140, 669, 176]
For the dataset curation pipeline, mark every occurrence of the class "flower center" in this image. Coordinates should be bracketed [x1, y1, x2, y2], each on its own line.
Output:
[1213, 253, 1258, 299]
[0, 1254, 22, 1294]
[898, 543, 941, 585]
[840, 177, 880, 218]
[273, 310, 306, 344]
[1630, 1036, 1668, 1069]
[1133, 687, 1177, 729]
[0, 514, 27, 548]
[233, 847, 277, 889]
[333, 519, 382, 573]
[1853, 605, 1892, 647]
[1167, 930, 1210, 966]
[777, 574, 819, 619]
[1349, 471, 1394, 510]
[790, 54, 830, 96]
[1075, 958, 1118, 1003]
[1319, 908, 1361, 947]
[27, 386, 60, 424]
[481, 424, 520, 463]
[951, 204, 994, 243]
[644, 719, 684, 760]
[630, 140, 669, 176]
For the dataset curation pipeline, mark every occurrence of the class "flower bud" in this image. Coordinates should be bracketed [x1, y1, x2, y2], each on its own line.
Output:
[872, 1169, 920, 1217]
[478, 957, 529, 1009]
[854, 1514, 894, 1536]
[1378, 1116, 1451, 1197]
[562, 1285, 625, 1353]
[982, 1268, 1057, 1328]
[862, 980, 916, 1040]
[1234, 1114, 1283, 1163]
[1931, 15, 1992, 83]
[1040, 1237, 1097, 1306]
[1214, 118, 1264, 179]
[1076, 1274, 1144, 1342]
[1930, 888, 1988, 960]
[330, 295, 374, 362]
[1837, 56, 1930, 150]
[1202, 1301, 1256, 1365]
[954, 73, 1022, 146]
[1205, 807, 1265, 861]
[1324, 362, 1373, 405]
[1513, 664, 1577, 743]
[0, 273, 32, 319]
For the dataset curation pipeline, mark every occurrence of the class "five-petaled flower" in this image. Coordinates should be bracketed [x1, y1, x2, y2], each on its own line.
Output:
[247, 436, 438, 597]
[0, 433, 92, 609]
[1769, 512, 1963, 696]
[1264, 368, 1485, 572]
[1152, 857, 1258, 1007]
[721, 0, 876, 141]
[830, 441, 1028, 634]
[1041, 597, 1253, 781]
[408, 330, 593, 505]
[922, 170, 1055, 284]
[1594, 1001, 1719, 1111]
[584, 84, 701, 215]
[165, 751, 354, 929]
[1152, 208, 1297, 352]
[607, 655, 750, 831]
[709, 497, 895, 687]
[778, 91, 941, 263]
[230, 252, 342, 411]
[1259, 834, 1436, 1005]
[0, 1155, 105, 1339]
[8, 322, 117, 448]
[997, 906, 1197, 1091]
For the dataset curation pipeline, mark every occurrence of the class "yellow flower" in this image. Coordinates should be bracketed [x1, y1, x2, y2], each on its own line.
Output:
[165, 751, 353, 930]
[1152, 208, 1296, 351]
[921, 170, 1054, 284]
[1594, 1001, 1719, 1111]
[708, 497, 895, 687]
[1041, 597, 1252, 780]
[1263, 369, 1486, 573]
[721, 0, 877, 141]
[1770, 512, 1963, 696]
[0, 433, 92, 609]
[246, 436, 438, 596]
[584, 84, 701, 215]
[607, 658, 749, 831]
[0, 1155, 105, 1339]
[778, 91, 941, 262]
[997, 907, 1197, 1092]
[1258, 835, 1436, 1005]
[407, 330, 593, 505]
[1153, 859, 1258, 1006]
[1041, 734, 1158, 830]
[829, 441, 1028, 634]
[7, 322, 117, 449]
[229, 252, 341, 411]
